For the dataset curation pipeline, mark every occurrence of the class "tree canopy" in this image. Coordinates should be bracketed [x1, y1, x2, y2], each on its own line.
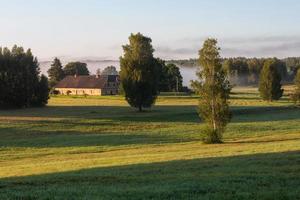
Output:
[0, 45, 49, 108]
[159, 62, 183, 92]
[47, 57, 64, 88]
[291, 68, 300, 105]
[63, 62, 89, 76]
[120, 33, 160, 111]
[100, 66, 119, 75]
[259, 58, 284, 101]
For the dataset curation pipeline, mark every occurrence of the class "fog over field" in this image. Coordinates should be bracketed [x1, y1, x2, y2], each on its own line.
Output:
[39, 59, 197, 87]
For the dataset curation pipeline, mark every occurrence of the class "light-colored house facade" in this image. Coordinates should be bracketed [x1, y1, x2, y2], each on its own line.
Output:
[55, 75, 119, 96]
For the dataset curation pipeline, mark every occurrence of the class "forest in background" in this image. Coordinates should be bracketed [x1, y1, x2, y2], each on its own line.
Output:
[168, 57, 300, 85]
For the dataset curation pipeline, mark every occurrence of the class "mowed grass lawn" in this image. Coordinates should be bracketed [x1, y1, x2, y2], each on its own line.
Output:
[0, 86, 299, 199]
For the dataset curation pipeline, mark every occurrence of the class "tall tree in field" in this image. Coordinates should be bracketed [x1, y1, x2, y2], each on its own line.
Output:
[120, 33, 160, 112]
[63, 62, 89, 76]
[259, 58, 284, 101]
[191, 39, 231, 144]
[291, 68, 300, 105]
[47, 57, 64, 88]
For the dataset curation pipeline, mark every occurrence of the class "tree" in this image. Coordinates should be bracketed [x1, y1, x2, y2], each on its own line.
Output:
[101, 66, 119, 75]
[32, 75, 50, 106]
[259, 58, 284, 101]
[47, 57, 64, 88]
[0, 45, 49, 108]
[159, 62, 183, 92]
[191, 39, 231, 144]
[63, 62, 89, 76]
[120, 33, 160, 112]
[291, 68, 300, 105]
[247, 58, 264, 85]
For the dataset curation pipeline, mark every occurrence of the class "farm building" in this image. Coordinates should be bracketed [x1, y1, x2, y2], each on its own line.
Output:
[54, 75, 120, 96]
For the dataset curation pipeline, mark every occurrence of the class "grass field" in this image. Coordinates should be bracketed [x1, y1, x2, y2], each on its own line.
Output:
[0, 86, 299, 199]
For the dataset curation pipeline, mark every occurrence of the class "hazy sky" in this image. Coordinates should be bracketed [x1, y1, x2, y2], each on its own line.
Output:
[1, 0, 300, 60]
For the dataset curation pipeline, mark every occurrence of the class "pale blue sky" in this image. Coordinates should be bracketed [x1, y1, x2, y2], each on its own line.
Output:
[1, 0, 300, 60]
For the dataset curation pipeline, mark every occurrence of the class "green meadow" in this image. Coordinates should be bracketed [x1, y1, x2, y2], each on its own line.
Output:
[0, 87, 299, 199]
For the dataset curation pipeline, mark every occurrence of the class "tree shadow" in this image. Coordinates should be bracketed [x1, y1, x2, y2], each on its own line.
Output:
[0, 151, 299, 199]
[0, 105, 200, 123]
[231, 106, 300, 123]
[0, 126, 193, 148]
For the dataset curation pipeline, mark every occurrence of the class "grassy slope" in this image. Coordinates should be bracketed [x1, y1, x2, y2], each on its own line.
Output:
[0, 87, 299, 199]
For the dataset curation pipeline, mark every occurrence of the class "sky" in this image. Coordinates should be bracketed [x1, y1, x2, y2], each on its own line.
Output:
[1, 0, 300, 60]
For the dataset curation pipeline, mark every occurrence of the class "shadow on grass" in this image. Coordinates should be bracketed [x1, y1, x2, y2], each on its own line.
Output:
[0, 151, 299, 199]
[0, 105, 200, 123]
[1, 105, 299, 124]
[231, 106, 300, 123]
[0, 126, 193, 148]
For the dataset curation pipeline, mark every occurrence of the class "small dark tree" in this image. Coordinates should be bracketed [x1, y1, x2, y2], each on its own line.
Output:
[259, 58, 284, 101]
[120, 33, 160, 112]
[47, 57, 64, 88]
[191, 39, 231, 144]
[291, 68, 300, 105]
[63, 62, 89, 76]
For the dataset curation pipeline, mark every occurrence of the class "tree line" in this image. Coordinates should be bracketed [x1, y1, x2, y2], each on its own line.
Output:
[170, 57, 300, 86]
[0, 45, 49, 108]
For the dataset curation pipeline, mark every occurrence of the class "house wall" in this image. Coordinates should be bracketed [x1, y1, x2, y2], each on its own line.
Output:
[56, 88, 101, 96]
[102, 82, 119, 95]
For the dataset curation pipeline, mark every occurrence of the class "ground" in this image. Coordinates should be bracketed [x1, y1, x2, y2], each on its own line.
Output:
[0, 87, 299, 199]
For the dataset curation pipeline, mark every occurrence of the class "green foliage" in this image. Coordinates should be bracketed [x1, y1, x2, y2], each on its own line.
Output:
[192, 39, 231, 143]
[291, 68, 300, 105]
[222, 58, 250, 85]
[259, 58, 284, 101]
[247, 58, 264, 84]
[0, 45, 49, 108]
[47, 57, 64, 88]
[120, 33, 160, 111]
[100, 66, 119, 75]
[63, 62, 89, 76]
[159, 61, 183, 92]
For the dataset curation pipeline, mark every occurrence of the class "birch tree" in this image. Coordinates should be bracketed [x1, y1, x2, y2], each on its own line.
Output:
[191, 39, 231, 143]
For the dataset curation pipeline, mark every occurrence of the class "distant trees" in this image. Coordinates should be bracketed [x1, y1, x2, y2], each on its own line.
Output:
[47, 57, 64, 88]
[63, 62, 89, 76]
[159, 62, 183, 92]
[120, 33, 160, 112]
[0, 45, 49, 108]
[291, 68, 300, 105]
[100, 66, 119, 75]
[192, 39, 231, 144]
[259, 58, 284, 101]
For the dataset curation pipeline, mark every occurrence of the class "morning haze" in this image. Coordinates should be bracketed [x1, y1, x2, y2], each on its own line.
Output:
[0, 0, 299, 199]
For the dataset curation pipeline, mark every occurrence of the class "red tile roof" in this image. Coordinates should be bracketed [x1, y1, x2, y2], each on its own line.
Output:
[55, 75, 106, 89]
